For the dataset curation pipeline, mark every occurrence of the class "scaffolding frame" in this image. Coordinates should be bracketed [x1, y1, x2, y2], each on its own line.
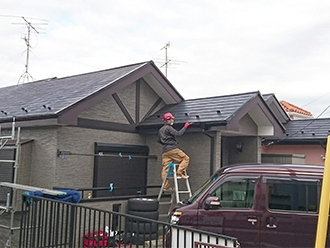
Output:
[0, 118, 20, 248]
[0, 118, 66, 247]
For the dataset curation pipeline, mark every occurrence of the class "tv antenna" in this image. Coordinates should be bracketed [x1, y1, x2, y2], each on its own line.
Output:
[13, 16, 47, 84]
[160, 42, 171, 77]
[155, 42, 186, 78]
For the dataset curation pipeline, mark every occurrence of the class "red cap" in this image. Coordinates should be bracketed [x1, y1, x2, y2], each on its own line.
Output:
[163, 113, 175, 121]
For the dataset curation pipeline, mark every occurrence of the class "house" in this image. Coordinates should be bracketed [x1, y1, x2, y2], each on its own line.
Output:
[280, 100, 313, 119]
[261, 118, 328, 165]
[261, 95, 326, 165]
[0, 61, 286, 206]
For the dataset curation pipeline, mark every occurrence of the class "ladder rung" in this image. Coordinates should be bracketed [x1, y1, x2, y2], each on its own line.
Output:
[158, 163, 192, 216]
[0, 146, 17, 149]
[166, 177, 190, 180]
[0, 160, 16, 163]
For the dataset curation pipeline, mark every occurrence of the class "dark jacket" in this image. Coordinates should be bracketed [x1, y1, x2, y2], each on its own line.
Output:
[158, 124, 187, 153]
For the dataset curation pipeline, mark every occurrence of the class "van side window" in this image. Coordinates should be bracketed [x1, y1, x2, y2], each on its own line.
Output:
[266, 178, 319, 213]
[210, 177, 257, 209]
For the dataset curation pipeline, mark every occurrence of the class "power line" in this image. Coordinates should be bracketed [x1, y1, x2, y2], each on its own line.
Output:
[301, 92, 330, 109]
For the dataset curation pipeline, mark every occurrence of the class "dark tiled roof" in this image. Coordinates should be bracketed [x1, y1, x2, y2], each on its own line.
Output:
[262, 93, 273, 101]
[0, 61, 148, 120]
[283, 118, 330, 141]
[262, 93, 290, 124]
[140, 91, 259, 126]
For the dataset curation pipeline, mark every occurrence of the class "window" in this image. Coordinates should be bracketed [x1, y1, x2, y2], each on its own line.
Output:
[209, 177, 257, 209]
[266, 178, 319, 213]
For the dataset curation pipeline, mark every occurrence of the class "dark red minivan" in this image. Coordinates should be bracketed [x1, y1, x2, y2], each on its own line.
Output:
[170, 164, 326, 247]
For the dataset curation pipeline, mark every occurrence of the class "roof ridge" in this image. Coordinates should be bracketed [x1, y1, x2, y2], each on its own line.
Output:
[17, 61, 151, 86]
[185, 91, 259, 101]
[289, 117, 330, 121]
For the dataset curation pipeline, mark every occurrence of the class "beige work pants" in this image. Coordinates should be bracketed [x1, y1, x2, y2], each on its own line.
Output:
[161, 148, 190, 188]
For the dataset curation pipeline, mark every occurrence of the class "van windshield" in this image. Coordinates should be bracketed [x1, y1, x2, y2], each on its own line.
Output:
[187, 174, 220, 203]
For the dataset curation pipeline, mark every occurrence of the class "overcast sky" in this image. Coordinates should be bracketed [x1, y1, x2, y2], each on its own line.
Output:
[1, 1, 330, 117]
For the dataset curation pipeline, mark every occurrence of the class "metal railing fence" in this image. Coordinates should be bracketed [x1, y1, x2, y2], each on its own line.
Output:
[54, 185, 162, 200]
[19, 195, 240, 248]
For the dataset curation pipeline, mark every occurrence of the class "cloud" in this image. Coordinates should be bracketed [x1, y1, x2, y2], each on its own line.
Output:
[1, 0, 330, 117]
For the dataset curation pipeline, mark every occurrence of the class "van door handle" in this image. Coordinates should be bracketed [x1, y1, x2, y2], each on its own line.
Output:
[266, 217, 277, 229]
[247, 216, 257, 225]
[266, 223, 277, 228]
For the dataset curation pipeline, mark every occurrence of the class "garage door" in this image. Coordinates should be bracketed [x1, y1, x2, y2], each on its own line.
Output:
[93, 143, 149, 197]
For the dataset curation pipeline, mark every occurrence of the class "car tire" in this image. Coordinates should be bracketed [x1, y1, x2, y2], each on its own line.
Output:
[127, 210, 159, 220]
[127, 221, 158, 233]
[128, 198, 159, 212]
[131, 232, 158, 245]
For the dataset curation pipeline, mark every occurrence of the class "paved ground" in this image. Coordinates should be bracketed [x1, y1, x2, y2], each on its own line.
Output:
[0, 211, 21, 248]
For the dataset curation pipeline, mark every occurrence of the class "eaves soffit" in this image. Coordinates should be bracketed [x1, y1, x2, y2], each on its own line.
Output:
[225, 92, 286, 136]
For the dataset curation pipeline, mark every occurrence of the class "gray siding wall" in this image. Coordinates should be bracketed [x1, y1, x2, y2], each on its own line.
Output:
[78, 95, 129, 123]
[116, 82, 136, 121]
[56, 126, 146, 189]
[54, 79, 162, 190]
[239, 114, 258, 135]
[8, 126, 145, 210]
[6, 126, 59, 210]
[78, 79, 162, 124]
[223, 136, 260, 165]
[146, 131, 211, 194]
[18, 142, 33, 186]
[12, 79, 161, 193]
[17, 127, 59, 189]
[139, 80, 164, 121]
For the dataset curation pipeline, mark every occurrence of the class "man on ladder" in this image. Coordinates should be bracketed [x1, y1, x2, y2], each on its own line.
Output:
[157, 112, 192, 190]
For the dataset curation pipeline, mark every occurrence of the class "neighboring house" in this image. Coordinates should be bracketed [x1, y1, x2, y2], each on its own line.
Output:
[0, 60, 286, 205]
[262, 118, 328, 165]
[262, 95, 326, 165]
[280, 100, 313, 119]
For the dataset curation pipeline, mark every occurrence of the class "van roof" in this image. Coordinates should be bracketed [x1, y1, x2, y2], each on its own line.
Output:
[219, 164, 324, 178]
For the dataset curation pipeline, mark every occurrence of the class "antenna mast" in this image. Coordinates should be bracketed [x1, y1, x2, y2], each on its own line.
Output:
[161, 42, 171, 77]
[17, 17, 39, 85]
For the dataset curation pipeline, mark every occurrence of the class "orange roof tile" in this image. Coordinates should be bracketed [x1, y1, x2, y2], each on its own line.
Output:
[280, 100, 312, 116]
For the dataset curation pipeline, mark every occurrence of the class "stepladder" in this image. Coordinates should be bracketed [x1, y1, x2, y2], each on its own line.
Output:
[157, 163, 192, 218]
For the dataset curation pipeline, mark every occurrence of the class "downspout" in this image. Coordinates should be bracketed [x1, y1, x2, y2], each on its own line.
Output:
[202, 129, 214, 176]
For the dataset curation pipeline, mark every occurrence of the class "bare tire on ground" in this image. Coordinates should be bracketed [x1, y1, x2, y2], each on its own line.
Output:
[127, 221, 158, 233]
[128, 198, 159, 212]
[127, 210, 159, 220]
[131, 232, 158, 245]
